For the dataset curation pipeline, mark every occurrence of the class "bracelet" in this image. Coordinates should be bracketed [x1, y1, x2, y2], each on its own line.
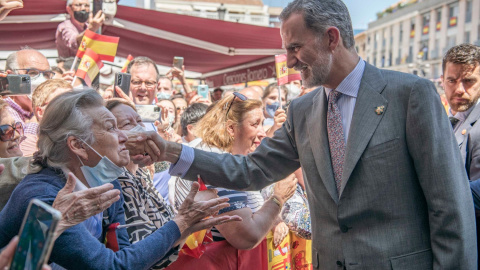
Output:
[271, 196, 283, 208]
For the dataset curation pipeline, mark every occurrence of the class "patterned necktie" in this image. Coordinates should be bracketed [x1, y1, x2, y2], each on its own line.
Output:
[449, 116, 460, 128]
[327, 90, 345, 195]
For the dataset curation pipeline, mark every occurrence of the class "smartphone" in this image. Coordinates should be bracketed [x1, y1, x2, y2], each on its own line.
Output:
[173, 57, 184, 69]
[136, 105, 161, 123]
[93, 0, 103, 17]
[0, 75, 31, 96]
[197, 85, 209, 99]
[114, 72, 131, 97]
[10, 199, 61, 270]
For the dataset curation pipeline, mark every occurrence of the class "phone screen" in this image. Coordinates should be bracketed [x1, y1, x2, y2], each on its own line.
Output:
[197, 85, 209, 99]
[173, 57, 184, 69]
[10, 200, 60, 270]
[136, 105, 161, 123]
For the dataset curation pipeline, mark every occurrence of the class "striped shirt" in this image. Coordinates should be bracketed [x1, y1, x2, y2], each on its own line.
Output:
[324, 58, 365, 143]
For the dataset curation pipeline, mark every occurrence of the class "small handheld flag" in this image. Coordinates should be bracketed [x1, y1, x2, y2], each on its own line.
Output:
[275, 54, 301, 86]
[121, 54, 134, 73]
[76, 29, 119, 62]
[75, 48, 104, 87]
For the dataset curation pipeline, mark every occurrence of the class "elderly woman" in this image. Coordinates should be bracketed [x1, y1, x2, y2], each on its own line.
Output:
[0, 99, 24, 158]
[171, 92, 296, 269]
[106, 98, 178, 269]
[0, 90, 240, 270]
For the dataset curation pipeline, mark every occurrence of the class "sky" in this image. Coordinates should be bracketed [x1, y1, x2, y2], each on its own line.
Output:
[119, 0, 401, 30]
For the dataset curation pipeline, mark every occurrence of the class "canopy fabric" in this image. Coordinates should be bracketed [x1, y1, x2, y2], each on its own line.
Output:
[1, 0, 284, 78]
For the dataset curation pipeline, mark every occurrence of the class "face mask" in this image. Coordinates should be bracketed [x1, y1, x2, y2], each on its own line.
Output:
[30, 75, 47, 92]
[287, 84, 301, 101]
[266, 102, 279, 118]
[130, 124, 146, 132]
[73, 10, 89, 23]
[77, 139, 125, 188]
[157, 92, 172, 100]
[167, 113, 175, 127]
[82, 212, 103, 239]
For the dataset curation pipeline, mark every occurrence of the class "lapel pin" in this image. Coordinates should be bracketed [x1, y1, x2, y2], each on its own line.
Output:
[462, 129, 467, 135]
[375, 106, 385, 115]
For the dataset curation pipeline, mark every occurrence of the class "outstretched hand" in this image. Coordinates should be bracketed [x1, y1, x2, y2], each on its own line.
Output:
[0, 0, 23, 21]
[174, 182, 242, 236]
[52, 172, 120, 239]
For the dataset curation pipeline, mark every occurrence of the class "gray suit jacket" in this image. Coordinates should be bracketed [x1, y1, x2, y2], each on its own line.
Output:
[184, 63, 477, 269]
[455, 104, 480, 180]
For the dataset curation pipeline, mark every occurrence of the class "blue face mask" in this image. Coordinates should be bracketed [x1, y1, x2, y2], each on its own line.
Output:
[157, 92, 172, 100]
[77, 140, 125, 188]
[266, 102, 279, 118]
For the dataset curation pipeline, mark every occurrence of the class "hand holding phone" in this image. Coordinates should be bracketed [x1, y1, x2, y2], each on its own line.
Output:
[0, 75, 31, 96]
[10, 199, 61, 270]
[114, 73, 131, 98]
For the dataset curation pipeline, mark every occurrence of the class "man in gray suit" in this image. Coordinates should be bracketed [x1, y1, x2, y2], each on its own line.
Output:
[140, 0, 477, 269]
[443, 44, 480, 180]
[442, 43, 480, 264]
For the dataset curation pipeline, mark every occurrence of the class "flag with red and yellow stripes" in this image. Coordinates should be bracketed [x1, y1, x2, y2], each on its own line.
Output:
[76, 29, 119, 62]
[75, 48, 104, 86]
[121, 54, 134, 73]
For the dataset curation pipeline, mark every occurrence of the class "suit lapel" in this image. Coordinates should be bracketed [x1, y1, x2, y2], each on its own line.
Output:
[306, 88, 339, 204]
[455, 104, 480, 161]
[340, 64, 388, 196]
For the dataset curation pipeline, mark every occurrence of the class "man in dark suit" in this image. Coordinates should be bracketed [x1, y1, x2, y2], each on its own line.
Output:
[143, 0, 477, 269]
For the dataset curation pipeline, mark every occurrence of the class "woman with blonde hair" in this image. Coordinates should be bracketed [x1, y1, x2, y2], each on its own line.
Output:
[170, 92, 297, 269]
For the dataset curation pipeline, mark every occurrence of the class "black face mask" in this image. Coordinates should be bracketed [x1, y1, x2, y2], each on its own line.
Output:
[73, 10, 89, 23]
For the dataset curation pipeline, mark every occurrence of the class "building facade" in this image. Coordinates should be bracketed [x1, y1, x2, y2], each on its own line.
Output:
[152, 0, 271, 26]
[359, 0, 480, 79]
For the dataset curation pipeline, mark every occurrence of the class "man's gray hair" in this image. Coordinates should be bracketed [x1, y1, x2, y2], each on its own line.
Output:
[36, 89, 103, 168]
[127, 56, 160, 81]
[279, 0, 355, 49]
[66, 0, 74, 7]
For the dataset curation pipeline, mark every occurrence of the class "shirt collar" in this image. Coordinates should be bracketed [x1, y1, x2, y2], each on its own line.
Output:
[4, 97, 34, 120]
[325, 57, 365, 98]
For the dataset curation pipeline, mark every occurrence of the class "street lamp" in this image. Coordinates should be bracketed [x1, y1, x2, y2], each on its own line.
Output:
[217, 3, 227, 20]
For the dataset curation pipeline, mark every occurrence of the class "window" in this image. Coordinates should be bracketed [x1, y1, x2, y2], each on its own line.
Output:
[399, 24, 403, 42]
[449, 3, 459, 28]
[436, 9, 442, 31]
[465, 31, 471, 43]
[466, 0, 472, 23]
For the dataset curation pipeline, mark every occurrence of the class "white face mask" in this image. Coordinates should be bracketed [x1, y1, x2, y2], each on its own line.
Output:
[76, 139, 125, 188]
[287, 84, 301, 101]
[130, 124, 146, 132]
[30, 75, 47, 92]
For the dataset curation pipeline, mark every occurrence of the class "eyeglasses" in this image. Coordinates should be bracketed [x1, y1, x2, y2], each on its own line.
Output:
[225, 92, 248, 118]
[14, 68, 55, 80]
[176, 106, 187, 111]
[71, 3, 90, 8]
[131, 80, 157, 89]
[0, 122, 23, 142]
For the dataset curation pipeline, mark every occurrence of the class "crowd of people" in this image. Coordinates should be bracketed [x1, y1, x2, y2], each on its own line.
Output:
[2, 0, 480, 269]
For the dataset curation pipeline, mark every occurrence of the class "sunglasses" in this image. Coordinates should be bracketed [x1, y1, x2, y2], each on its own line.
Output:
[0, 122, 24, 142]
[225, 92, 248, 118]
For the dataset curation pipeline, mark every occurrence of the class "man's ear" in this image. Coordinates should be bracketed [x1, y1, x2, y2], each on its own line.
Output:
[325, 26, 341, 51]
[66, 136, 88, 161]
[187, 124, 195, 136]
[34, 106, 43, 122]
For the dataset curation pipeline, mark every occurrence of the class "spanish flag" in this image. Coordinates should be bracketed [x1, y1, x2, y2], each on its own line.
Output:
[76, 29, 119, 62]
[75, 48, 103, 87]
[275, 54, 301, 86]
[121, 54, 134, 73]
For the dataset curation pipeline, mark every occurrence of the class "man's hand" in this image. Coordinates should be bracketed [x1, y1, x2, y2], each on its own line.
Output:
[0, 0, 23, 21]
[272, 174, 298, 205]
[87, 10, 105, 32]
[52, 172, 120, 238]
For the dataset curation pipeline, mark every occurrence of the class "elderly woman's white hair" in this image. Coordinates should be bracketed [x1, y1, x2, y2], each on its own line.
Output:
[36, 89, 104, 168]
